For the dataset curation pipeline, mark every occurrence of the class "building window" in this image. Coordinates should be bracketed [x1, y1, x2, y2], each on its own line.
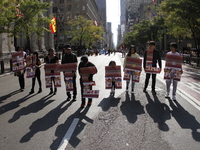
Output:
[74, 5, 79, 11]
[67, 5, 71, 11]
[75, 0, 80, 2]
[60, 0, 64, 3]
[67, 34, 72, 39]
[74, 13, 79, 18]
[67, 0, 71, 2]
[82, 5, 85, 10]
[66, 14, 71, 21]
[60, 34, 65, 41]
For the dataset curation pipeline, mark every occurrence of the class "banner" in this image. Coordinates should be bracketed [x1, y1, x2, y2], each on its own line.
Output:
[145, 50, 161, 74]
[123, 70, 141, 83]
[44, 64, 61, 88]
[164, 54, 182, 81]
[124, 57, 142, 72]
[80, 66, 99, 98]
[105, 66, 122, 89]
[26, 55, 36, 78]
[12, 51, 24, 72]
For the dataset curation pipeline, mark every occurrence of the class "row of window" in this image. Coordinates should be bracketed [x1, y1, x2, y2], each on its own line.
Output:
[59, 0, 86, 3]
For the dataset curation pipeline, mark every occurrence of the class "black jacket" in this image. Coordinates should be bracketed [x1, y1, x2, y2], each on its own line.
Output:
[143, 49, 162, 69]
[61, 53, 77, 64]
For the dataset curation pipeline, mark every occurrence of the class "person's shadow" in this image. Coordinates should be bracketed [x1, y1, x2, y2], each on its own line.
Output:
[8, 95, 54, 123]
[145, 93, 171, 131]
[168, 98, 200, 141]
[50, 106, 92, 149]
[20, 100, 73, 143]
[98, 94, 121, 112]
[0, 89, 21, 103]
[0, 93, 37, 115]
[120, 92, 145, 124]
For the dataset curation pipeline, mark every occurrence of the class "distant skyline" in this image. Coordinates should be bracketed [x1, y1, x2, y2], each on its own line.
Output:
[106, 0, 120, 47]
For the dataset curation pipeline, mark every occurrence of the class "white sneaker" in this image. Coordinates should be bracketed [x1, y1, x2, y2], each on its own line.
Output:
[172, 95, 176, 101]
[165, 93, 170, 98]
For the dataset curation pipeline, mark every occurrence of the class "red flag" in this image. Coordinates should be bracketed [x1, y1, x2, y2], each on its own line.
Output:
[50, 17, 57, 33]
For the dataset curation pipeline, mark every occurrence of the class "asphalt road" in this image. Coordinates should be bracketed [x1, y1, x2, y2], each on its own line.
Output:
[0, 53, 200, 150]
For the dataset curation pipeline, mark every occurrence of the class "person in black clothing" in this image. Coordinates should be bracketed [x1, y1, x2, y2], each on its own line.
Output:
[29, 52, 42, 94]
[61, 45, 78, 101]
[78, 55, 97, 108]
[143, 41, 162, 94]
[45, 48, 59, 95]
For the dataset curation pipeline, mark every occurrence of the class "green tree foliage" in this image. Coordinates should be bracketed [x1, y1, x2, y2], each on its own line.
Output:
[65, 16, 103, 49]
[159, 0, 200, 48]
[0, 0, 52, 50]
[123, 16, 165, 46]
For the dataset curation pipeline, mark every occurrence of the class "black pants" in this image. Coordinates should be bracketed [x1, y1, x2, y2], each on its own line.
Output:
[80, 79, 92, 105]
[144, 73, 156, 91]
[31, 70, 42, 91]
[112, 81, 116, 90]
[66, 75, 77, 98]
[18, 74, 25, 89]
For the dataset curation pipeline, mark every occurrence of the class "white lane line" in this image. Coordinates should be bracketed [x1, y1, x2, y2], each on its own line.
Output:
[57, 118, 79, 150]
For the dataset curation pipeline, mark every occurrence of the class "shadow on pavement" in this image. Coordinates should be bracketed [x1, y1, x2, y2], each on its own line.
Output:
[120, 91, 145, 124]
[50, 106, 92, 149]
[8, 95, 54, 123]
[0, 93, 37, 115]
[98, 94, 121, 111]
[0, 89, 22, 103]
[145, 92, 171, 131]
[168, 99, 200, 141]
[20, 100, 73, 143]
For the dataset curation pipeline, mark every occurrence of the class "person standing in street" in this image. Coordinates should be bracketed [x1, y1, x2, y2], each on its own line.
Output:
[15, 45, 26, 92]
[29, 52, 42, 94]
[143, 41, 162, 94]
[45, 48, 59, 95]
[61, 45, 78, 101]
[165, 42, 183, 100]
[78, 55, 97, 108]
[124, 45, 140, 93]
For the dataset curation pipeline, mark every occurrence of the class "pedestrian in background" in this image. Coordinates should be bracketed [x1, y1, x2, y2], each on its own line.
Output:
[78, 55, 97, 108]
[124, 45, 140, 93]
[165, 42, 183, 100]
[29, 52, 42, 94]
[143, 41, 162, 94]
[14, 45, 26, 92]
[45, 48, 59, 95]
[61, 45, 78, 101]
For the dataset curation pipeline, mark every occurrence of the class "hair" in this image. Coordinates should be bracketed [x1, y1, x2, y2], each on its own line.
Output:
[48, 48, 54, 55]
[16, 45, 23, 51]
[33, 51, 39, 58]
[127, 45, 136, 56]
[148, 41, 155, 46]
[170, 42, 178, 49]
[109, 60, 116, 66]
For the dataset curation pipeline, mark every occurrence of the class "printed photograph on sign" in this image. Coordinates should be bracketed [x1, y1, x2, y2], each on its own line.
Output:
[54, 75, 61, 87]
[65, 77, 73, 91]
[45, 76, 52, 88]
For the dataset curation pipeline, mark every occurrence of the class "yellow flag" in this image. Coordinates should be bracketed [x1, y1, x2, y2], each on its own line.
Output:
[50, 17, 56, 33]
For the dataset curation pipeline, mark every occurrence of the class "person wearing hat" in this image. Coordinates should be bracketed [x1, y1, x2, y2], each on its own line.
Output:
[165, 42, 183, 100]
[61, 45, 78, 101]
[78, 55, 97, 108]
[143, 41, 162, 94]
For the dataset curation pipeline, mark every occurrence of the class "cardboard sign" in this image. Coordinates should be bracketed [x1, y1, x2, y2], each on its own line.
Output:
[12, 51, 24, 72]
[80, 66, 97, 74]
[124, 57, 142, 72]
[105, 66, 121, 77]
[65, 77, 73, 91]
[105, 77, 122, 89]
[145, 49, 161, 74]
[26, 55, 36, 78]
[59, 63, 77, 72]
[83, 89, 99, 98]
[164, 53, 182, 81]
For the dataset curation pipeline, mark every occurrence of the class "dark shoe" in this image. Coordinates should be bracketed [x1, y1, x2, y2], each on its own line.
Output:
[29, 90, 34, 94]
[152, 90, 157, 95]
[72, 97, 76, 102]
[66, 96, 71, 101]
[143, 88, 146, 93]
[80, 104, 85, 109]
[49, 90, 53, 95]
[38, 88, 42, 93]
[87, 102, 92, 107]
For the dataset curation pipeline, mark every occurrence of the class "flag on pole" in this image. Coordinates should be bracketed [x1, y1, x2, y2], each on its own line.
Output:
[152, 0, 156, 4]
[16, 4, 24, 18]
[50, 17, 57, 33]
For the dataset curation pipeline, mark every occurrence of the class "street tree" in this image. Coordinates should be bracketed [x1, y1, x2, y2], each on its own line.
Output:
[159, 0, 200, 49]
[65, 16, 103, 51]
[0, 0, 52, 51]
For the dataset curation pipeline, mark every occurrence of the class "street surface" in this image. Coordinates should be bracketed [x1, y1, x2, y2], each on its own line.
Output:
[0, 53, 200, 150]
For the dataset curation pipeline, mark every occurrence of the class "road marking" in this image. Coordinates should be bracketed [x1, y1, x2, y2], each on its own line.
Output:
[57, 118, 79, 150]
[157, 75, 200, 111]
